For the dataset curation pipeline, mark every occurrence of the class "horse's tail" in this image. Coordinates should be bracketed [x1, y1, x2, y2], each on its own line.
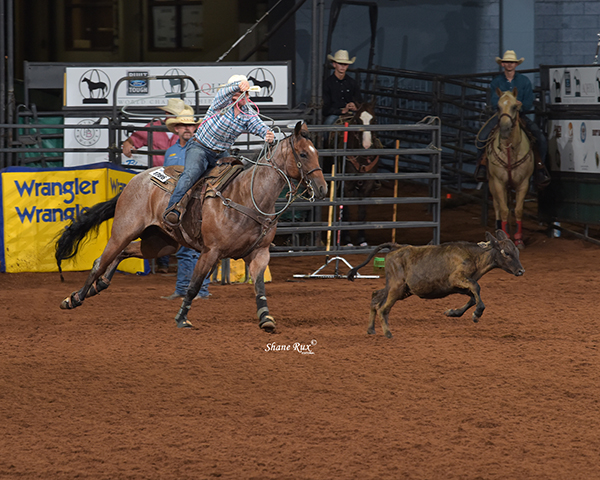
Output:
[347, 242, 400, 281]
[55, 193, 121, 281]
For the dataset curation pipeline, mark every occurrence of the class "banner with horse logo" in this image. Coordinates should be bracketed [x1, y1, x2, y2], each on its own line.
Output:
[0, 162, 146, 273]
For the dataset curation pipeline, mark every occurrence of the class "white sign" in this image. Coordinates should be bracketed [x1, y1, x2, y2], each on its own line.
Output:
[63, 117, 150, 168]
[548, 66, 600, 105]
[63, 116, 302, 168]
[548, 119, 600, 173]
[65, 63, 289, 108]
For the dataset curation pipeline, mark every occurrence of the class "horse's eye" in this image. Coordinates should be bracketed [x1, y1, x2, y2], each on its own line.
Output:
[299, 152, 307, 159]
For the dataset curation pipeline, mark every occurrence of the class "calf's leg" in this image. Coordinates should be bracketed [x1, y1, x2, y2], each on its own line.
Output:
[445, 295, 476, 318]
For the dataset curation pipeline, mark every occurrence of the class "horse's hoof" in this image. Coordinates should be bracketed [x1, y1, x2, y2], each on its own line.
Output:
[384, 331, 393, 339]
[259, 316, 276, 333]
[367, 328, 376, 335]
[60, 298, 71, 310]
[176, 319, 194, 329]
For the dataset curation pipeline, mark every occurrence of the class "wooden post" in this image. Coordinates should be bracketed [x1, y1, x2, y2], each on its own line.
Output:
[325, 165, 336, 254]
[392, 139, 399, 242]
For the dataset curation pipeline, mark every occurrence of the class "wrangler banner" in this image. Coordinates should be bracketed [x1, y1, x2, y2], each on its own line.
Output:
[0, 162, 147, 274]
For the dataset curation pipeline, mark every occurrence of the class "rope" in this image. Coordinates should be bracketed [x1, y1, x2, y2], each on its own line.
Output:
[475, 112, 499, 150]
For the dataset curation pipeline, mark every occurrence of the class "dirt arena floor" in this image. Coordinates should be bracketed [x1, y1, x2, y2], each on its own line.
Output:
[1, 192, 600, 479]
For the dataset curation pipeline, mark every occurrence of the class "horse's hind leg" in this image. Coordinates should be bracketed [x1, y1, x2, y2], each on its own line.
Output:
[85, 240, 153, 298]
[60, 233, 145, 310]
[247, 247, 276, 332]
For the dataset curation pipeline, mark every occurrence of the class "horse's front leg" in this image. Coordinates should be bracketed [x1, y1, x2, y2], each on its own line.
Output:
[488, 176, 510, 235]
[247, 247, 276, 333]
[174, 249, 218, 329]
[512, 176, 532, 249]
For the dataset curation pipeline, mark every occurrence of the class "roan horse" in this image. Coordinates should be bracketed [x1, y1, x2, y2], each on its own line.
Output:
[55, 122, 327, 330]
[485, 88, 534, 249]
[335, 102, 382, 246]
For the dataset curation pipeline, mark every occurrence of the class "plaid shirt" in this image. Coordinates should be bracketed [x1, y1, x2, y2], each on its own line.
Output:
[195, 84, 269, 151]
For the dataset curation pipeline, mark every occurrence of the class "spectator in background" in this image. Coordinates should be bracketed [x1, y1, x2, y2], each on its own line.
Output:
[159, 110, 211, 300]
[122, 98, 192, 272]
[121, 97, 187, 167]
[322, 49, 363, 125]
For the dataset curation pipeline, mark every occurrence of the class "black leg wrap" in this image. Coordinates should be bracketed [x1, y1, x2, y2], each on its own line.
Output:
[256, 295, 269, 323]
[174, 300, 194, 328]
[256, 295, 275, 331]
[70, 292, 83, 308]
[88, 277, 110, 297]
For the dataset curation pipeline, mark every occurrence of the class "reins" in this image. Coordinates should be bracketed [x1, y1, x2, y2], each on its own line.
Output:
[216, 129, 322, 258]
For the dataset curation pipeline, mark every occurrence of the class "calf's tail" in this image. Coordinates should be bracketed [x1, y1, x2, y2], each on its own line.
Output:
[347, 242, 399, 281]
[55, 193, 121, 280]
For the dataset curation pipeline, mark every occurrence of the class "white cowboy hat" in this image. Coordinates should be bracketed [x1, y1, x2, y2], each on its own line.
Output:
[495, 50, 524, 65]
[158, 98, 189, 115]
[219, 74, 260, 92]
[165, 107, 200, 133]
[327, 49, 356, 65]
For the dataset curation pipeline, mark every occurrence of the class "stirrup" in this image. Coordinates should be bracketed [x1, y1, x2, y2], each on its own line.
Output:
[163, 206, 181, 227]
[534, 168, 551, 189]
[474, 164, 488, 182]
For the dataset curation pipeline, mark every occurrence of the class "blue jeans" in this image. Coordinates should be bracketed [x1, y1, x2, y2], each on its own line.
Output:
[175, 246, 210, 297]
[156, 255, 170, 269]
[167, 140, 228, 208]
[324, 115, 339, 125]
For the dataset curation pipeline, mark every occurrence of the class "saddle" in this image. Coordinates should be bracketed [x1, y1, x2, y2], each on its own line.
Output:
[150, 158, 244, 236]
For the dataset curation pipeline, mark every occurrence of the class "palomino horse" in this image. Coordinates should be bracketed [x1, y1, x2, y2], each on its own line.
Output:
[485, 88, 534, 249]
[336, 103, 381, 246]
[55, 122, 327, 330]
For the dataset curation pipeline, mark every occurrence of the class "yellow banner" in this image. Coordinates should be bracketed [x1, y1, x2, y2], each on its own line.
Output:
[1, 163, 146, 274]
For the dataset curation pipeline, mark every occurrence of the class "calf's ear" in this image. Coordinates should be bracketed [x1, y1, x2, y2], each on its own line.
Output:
[495, 229, 509, 241]
[485, 231, 499, 248]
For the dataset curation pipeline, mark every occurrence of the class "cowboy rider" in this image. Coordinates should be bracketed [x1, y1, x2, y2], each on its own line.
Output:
[475, 50, 551, 188]
[163, 74, 275, 227]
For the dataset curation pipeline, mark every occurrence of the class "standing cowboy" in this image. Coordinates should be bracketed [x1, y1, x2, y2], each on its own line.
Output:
[475, 50, 551, 188]
[322, 49, 363, 125]
[160, 110, 211, 301]
[163, 75, 275, 227]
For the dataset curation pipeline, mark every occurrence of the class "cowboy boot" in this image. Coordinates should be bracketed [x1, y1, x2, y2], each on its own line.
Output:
[533, 150, 551, 189]
[474, 152, 488, 182]
[163, 204, 182, 227]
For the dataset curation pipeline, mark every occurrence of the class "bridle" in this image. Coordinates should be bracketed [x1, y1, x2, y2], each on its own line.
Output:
[286, 131, 323, 202]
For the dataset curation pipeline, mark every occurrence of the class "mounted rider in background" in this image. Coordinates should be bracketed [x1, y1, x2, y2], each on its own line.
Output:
[475, 50, 551, 189]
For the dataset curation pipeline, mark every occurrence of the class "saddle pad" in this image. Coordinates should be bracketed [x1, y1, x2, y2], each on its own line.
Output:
[150, 165, 184, 194]
[150, 160, 243, 199]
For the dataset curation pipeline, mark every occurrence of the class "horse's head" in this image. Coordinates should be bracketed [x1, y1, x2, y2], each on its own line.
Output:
[496, 88, 522, 139]
[284, 122, 328, 200]
[350, 103, 377, 149]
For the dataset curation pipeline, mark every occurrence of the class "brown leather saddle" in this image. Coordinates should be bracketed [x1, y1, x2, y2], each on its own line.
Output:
[150, 158, 244, 235]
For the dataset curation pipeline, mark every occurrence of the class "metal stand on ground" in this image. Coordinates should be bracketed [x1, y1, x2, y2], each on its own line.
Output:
[293, 256, 379, 279]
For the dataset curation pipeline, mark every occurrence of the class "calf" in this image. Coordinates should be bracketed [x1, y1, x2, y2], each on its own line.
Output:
[347, 230, 525, 338]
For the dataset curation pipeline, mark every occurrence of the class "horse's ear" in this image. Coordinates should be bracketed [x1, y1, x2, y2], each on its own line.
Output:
[294, 121, 304, 136]
[512, 87, 518, 97]
[495, 87, 503, 98]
